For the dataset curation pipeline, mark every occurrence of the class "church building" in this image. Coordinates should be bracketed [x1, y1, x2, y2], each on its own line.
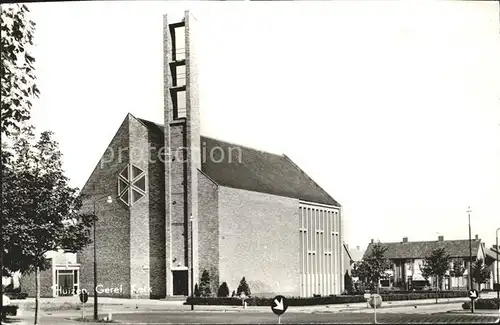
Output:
[77, 11, 344, 299]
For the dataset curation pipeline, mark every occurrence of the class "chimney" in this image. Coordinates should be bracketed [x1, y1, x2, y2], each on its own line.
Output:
[402, 237, 408, 243]
[438, 236, 444, 242]
[370, 239, 374, 244]
[475, 234, 478, 240]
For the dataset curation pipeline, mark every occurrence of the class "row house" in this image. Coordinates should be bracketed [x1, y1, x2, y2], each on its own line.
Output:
[363, 235, 486, 291]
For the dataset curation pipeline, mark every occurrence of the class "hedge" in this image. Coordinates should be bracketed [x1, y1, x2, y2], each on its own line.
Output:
[344, 290, 465, 295]
[185, 291, 468, 306]
[5, 292, 28, 300]
[462, 298, 500, 310]
[1, 305, 18, 318]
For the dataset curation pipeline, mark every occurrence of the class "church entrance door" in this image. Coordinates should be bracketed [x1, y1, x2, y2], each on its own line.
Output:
[172, 270, 188, 296]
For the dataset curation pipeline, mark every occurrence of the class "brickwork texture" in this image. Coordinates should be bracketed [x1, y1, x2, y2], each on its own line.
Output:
[218, 186, 301, 298]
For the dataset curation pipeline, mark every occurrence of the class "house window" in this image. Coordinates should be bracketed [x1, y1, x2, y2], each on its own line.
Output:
[118, 164, 147, 207]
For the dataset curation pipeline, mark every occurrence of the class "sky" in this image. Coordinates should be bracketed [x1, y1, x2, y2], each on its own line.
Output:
[25, 1, 500, 251]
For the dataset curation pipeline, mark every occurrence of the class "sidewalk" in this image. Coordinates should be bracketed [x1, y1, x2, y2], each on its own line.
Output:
[290, 296, 470, 313]
[10, 295, 478, 317]
[14, 296, 185, 307]
[445, 309, 500, 316]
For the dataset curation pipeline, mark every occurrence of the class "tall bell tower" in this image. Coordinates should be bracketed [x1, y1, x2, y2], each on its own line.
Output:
[163, 10, 201, 297]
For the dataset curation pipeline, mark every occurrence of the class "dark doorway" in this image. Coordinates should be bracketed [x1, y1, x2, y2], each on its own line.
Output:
[58, 273, 74, 296]
[172, 270, 188, 296]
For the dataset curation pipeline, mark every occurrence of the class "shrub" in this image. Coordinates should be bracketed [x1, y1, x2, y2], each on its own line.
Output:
[3, 283, 14, 292]
[236, 277, 251, 297]
[344, 270, 354, 294]
[194, 284, 201, 298]
[199, 270, 211, 297]
[217, 282, 230, 298]
[462, 298, 499, 310]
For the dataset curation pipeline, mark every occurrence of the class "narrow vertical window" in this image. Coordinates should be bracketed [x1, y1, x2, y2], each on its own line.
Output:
[171, 89, 187, 119]
[177, 90, 186, 114]
[176, 65, 186, 86]
[175, 26, 186, 61]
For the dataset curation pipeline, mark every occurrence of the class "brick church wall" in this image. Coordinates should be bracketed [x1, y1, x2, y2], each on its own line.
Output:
[146, 121, 167, 299]
[128, 117, 151, 299]
[197, 170, 219, 295]
[78, 115, 171, 299]
[78, 116, 132, 298]
[218, 186, 301, 298]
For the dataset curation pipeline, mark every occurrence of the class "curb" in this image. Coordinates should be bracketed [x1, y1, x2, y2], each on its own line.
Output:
[445, 310, 500, 316]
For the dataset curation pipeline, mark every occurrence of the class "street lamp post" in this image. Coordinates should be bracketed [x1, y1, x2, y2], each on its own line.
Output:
[496, 227, 499, 301]
[190, 215, 194, 311]
[93, 194, 112, 321]
[467, 207, 474, 314]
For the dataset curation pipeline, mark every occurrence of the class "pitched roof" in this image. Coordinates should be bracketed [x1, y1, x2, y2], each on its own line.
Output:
[138, 117, 340, 206]
[363, 239, 482, 260]
[349, 247, 364, 262]
[343, 243, 353, 263]
[485, 247, 499, 261]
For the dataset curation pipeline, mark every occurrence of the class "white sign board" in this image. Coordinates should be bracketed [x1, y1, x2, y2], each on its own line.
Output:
[364, 293, 371, 299]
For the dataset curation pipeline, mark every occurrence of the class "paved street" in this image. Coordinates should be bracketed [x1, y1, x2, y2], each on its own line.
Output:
[6, 310, 498, 325]
[112, 311, 500, 324]
[4, 305, 500, 325]
[4, 293, 499, 325]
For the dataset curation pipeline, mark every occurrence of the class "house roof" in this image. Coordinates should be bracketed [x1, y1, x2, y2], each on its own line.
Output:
[343, 244, 363, 263]
[485, 247, 499, 262]
[343, 243, 353, 263]
[363, 239, 482, 260]
[350, 247, 364, 262]
[138, 117, 340, 206]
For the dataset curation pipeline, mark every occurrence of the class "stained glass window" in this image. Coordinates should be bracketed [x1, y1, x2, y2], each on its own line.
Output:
[132, 189, 144, 203]
[120, 165, 129, 180]
[134, 175, 146, 192]
[118, 178, 128, 195]
[120, 190, 129, 205]
[131, 165, 143, 180]
[117, 164, 146, 207]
